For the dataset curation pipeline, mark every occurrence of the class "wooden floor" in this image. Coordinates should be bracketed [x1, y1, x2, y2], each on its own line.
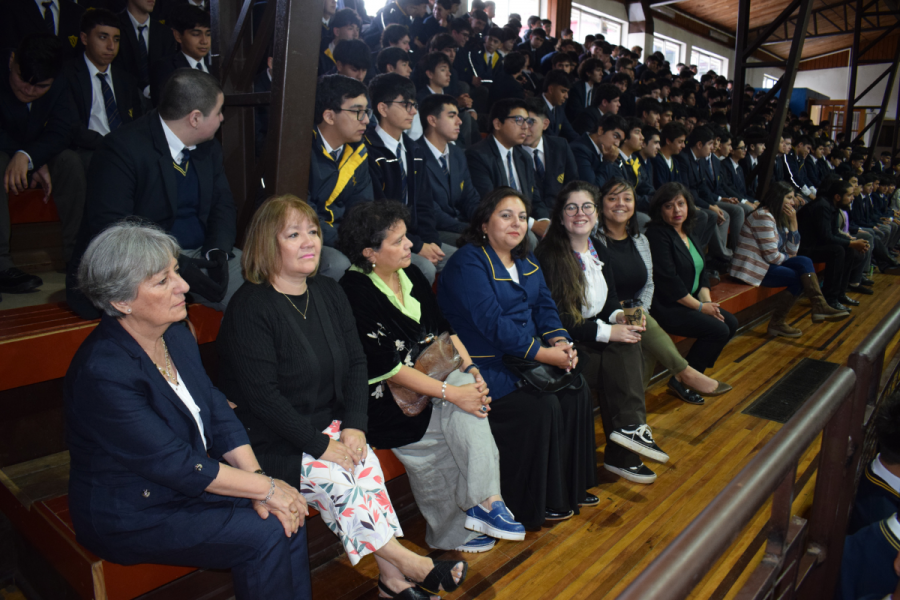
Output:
[309, 272, 900, 600]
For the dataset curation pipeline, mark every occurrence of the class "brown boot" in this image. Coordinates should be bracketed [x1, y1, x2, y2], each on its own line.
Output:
[800, 273, 849, 322]
[767, 293, 802, 337]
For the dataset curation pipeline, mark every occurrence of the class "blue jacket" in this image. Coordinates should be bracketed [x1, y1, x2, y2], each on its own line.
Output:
[847, 459, 900, 536]
[839, 515, 900, 600]
[437, 243, 572, 399]
[674, 151, 722, 209]
[651, 153, 681, 190]
[416, 136, 481, 229]
[308, 131, 373, 246]
[850, 194, 878, 230]
[65, 316, 250, 563]
[571, 133, 620, 189]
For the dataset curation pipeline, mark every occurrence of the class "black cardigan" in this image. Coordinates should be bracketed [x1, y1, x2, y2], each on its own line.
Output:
[216, 277, 368, 482]
[340, 265, 454, 449]
[537, 238, 622, 343]
[645, 224, 710, 310]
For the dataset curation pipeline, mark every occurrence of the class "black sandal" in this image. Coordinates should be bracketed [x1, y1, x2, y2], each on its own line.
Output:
[415, 560, 468, 595]
[378, 578, 431, 600]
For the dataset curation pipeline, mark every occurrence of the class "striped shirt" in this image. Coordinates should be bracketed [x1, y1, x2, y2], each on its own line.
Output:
[729, 209, 800, 287]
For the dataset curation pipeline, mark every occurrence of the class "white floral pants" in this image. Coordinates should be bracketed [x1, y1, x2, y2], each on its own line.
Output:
[299, 420, 403, 565]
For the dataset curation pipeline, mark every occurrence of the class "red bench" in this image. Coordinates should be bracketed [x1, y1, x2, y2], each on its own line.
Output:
[8, 189, 60, 225]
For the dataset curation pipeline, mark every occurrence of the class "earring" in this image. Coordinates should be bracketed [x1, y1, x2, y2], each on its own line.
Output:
[371, 259, 376, 268]
[127, 308, 132, 313]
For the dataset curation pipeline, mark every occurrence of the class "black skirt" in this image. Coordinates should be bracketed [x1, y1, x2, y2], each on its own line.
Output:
[487, 378, 597, 529]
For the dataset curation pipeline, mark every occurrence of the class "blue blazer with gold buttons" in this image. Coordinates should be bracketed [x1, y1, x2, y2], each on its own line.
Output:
[65, 315, 251, 564]
[437, 243, 572, 399]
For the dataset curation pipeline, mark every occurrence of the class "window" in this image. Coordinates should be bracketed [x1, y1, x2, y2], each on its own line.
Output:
[652, 34, 683, 66]
[570, 4, 624, 47]
[691, 46, 728, 77]
[762, 75, 779, 89]
[492, 0, 541, 29]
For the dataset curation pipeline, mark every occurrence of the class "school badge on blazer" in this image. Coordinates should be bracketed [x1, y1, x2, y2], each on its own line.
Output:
[557, 173, 564, 184]
[460, 181, 464, 191]
[128, 109, 133, 118]
[68, 36, 78, 48]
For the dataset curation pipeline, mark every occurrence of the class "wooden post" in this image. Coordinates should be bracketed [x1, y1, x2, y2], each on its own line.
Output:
[546, 0, 572, 38]
[843, 0, 865, 139]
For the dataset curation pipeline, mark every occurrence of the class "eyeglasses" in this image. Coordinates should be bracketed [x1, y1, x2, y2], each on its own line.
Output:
[335, 107, 373, 121]
[505, 116, 536, 127]
[387, 100, 418, 113]
[564, 202, 597, 216]
[735, 145, 747, 151]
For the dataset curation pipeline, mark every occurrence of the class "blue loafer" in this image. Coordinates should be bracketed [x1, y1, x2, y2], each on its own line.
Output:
[465, 501, 526, 541]
[454, 534, 496, 553]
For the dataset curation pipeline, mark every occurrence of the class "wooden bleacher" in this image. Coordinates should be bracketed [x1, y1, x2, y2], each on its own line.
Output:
[0, 274, 804, 599]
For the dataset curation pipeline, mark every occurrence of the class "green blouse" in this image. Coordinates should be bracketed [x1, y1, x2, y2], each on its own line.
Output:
[688, 239, 704, 295]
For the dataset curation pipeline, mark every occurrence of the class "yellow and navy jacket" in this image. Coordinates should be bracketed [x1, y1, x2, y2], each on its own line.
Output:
[437, 243, 572, 399]
[847, 458, 900, 535]
[839, 513, 900, 600]
[308, 131, 373, 247]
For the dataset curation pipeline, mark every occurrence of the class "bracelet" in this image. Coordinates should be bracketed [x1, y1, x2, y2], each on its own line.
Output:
[260, 476, 275, 506]
[464, 363, 478, 373]
[441, 381, 448, 401]
[254, 468, 266, 475]
[697, 302, 704, 312]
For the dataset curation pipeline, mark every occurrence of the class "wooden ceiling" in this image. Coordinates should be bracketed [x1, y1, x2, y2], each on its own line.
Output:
[655, 0, 899, 59]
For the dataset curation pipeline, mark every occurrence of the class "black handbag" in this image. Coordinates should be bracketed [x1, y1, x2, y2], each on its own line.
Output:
[502, 354, 584, 393]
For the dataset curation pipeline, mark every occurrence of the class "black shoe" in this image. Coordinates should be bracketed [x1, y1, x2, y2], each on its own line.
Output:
[848, 284, 874, 295]
[0, 267, 42, 293]
[579, 493, 600, 507]
[828, 300, 851, 312]
[667, 377, 705, 405]
[544, 508, 574, 521]
[860, 276, 875, 286]
[609, 425, 669, 463]
[603, 460, 657, 484]
[838, 295, 860, 306]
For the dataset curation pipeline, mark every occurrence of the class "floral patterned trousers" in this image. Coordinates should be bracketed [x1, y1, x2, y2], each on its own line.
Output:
[299, 420, 403, 565]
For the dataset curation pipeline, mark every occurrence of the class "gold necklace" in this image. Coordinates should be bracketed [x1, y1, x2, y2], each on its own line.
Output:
[282, 288, 310, 319]
[155, 338, 178, 386]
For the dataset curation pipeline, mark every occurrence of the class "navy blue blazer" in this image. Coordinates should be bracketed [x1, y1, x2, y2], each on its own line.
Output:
[437, 243, 572, 399]
[545, 102, 579, 143]
[739, 155, 759, 197]
[651, 154, 681, 190]
[532, 136, 579, 219]
[66, 316, 250, 563]
[459, 49, 502, 84]
[839, 515, 900, 600]
[570, 134, 619, 189]
[674, 151, 723, 209]
[718, 157, 754, 202]
[416, 137, 480, 231]
[114, 9, 177, 92]
[847, 459, 900, 535]
[564, 81, 592, 124]
[465, 136, 541, 209]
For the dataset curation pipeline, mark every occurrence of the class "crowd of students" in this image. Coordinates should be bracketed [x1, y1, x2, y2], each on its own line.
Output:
[3, 0, 900, 598]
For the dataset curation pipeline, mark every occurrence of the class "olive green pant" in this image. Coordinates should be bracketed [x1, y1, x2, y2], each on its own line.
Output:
[641, 313, 690, 389]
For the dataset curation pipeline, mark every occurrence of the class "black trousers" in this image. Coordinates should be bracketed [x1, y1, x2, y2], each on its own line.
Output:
[799, 243, 862, 301]
[693, 209, 719, 257]
[578, 340, 647, 467]
[489, 380, 597, 528]
[652, 303, 738, 372]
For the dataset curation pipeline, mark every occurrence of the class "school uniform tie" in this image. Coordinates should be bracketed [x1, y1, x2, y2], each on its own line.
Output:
[175, 147, 190, 175]
[398, 142, 408, 205]
[734, 164, 746, 194]
[96, 73, 122, 131]
[136, 25, 149, 84]
[506, 150, 518, 191]
[585, 85, 592, 107]
[439, 154, 449, 176]
[534, 149, 545, 183]
[42, 2, 55, 34]
[330, 149, 341, 162]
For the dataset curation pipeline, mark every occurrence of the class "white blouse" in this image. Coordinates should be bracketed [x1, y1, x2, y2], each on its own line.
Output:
[168, 371, 207, 449]
[577, 250, 623, 344]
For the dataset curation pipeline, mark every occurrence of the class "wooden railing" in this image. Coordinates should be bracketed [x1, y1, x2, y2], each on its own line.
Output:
[616, 303, 900, 600]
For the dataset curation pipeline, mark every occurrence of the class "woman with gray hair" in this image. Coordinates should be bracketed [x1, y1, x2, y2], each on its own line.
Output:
[65, 221, 312, 600]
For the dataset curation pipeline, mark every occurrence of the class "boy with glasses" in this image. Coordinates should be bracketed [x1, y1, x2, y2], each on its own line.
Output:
[309, 75, 374, 281]
[366, 74, 452, 284]
[720, 137, 758, 208]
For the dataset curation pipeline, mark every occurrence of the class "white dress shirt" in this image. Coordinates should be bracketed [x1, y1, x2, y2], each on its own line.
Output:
[183, 53, 209, 73]
[318, 127, 343, 162]
[160, 116, 196, 163]
[168, 371, 207, 450]
[424, 136, 450, 176]
[376, 124, 407, 173]
[126, 9, 152, 97]
[34, 0, 58, 35]
[85, 54, 114, 136]
[873, 454, 900, 495]
[493, 135, 520, 191]
[578, 249, 623, 343]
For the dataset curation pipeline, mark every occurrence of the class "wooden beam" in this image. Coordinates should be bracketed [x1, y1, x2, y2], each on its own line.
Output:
[546, 0, 573, 36]
[265, 0, 321, 197]
[857, 41, 900, 162]
[844, 0, 865, 137]
[729, 0, 752, 132]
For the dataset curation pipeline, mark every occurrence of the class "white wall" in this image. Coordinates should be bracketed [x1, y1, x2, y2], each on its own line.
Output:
[652, 19, 733, 78]
[794, 64, 900, 119]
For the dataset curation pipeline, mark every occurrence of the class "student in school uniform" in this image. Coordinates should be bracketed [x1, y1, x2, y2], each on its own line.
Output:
[66, 69, 240, 318]
[365, 73, 452, 284]
[115, 0, 177, 109]
[1, 0, 86, 60]
[150, 6, 212, 106]
[319, 9, 362, 77]
[1, 34, 85, 297]
[64, 9, 143, 172]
